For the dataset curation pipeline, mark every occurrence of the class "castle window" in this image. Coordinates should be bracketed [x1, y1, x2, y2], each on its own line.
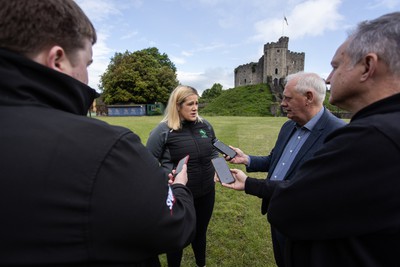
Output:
[277, 49, 280, 53]
[275, 68, 278, 75]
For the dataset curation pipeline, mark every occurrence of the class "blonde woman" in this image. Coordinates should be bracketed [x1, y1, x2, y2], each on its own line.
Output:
[147, 85, 219, 267]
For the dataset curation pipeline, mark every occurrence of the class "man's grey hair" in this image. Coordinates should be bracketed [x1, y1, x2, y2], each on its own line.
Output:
[346, 12, 400, 75]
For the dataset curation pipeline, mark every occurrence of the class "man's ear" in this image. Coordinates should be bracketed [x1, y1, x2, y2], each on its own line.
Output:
[360, 53, 378, 82]
[45, 46, 70, 72]
[305, 91, 314, 102]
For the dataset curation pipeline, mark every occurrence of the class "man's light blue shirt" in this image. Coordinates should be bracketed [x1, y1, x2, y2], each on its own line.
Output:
[270, 108, 324, 181]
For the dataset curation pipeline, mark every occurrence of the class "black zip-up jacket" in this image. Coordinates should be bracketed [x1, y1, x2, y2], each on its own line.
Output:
[146, 120, 219, 198]
[0, 49, 196, 266]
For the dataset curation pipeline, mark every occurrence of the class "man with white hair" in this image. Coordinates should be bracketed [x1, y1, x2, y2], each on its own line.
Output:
[227, 71, 346, 266]
[224, 12, 400, 267]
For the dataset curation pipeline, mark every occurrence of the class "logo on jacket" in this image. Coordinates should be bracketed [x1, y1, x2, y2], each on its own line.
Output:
[166, 185, 176, 215]
[199, 129, 208, 138]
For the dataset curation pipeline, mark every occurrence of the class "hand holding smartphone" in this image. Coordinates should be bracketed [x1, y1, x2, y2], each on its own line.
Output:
[173, 155, 190, 178]
[212, 157, 235, 184]
[213, 140, 237, 158]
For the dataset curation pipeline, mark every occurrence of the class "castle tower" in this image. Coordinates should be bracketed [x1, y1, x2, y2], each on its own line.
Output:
[264, 36, 288, 83]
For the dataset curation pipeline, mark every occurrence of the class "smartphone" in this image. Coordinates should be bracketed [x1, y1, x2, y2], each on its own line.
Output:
[174, 155, 190, 178]
[213, 140, 237, 158]
[211, 157, 235, 184]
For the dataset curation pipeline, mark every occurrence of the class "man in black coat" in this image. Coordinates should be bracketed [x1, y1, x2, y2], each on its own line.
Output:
[0, 1, 195, 266]
[223, 12, 400, 267]
[227, 72, 346, 266]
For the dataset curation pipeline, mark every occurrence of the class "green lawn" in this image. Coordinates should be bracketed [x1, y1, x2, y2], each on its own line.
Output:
[96, 115, 287, 267]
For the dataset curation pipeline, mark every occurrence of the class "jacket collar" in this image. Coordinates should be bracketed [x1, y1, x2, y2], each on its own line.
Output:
[0, 48, 98, 115]
[351, 93, 400, 122]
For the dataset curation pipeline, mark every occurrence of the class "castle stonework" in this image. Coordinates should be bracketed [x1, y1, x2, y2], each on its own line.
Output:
[234, 36, 305, 87]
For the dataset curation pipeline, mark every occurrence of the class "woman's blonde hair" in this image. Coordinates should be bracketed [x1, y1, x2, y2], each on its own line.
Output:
[162, 85, 203, 130]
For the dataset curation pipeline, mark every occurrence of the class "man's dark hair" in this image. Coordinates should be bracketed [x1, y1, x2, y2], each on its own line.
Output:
[0, 0, 97, 59]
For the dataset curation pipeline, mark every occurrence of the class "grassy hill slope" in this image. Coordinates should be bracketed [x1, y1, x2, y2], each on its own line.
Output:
[200, 84, 349, 118]
[200, 84, 275, 116]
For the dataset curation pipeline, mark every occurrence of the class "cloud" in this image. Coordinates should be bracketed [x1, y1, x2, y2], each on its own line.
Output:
[77, 0, 144, 91]
[76, 0, 121, 22]
[367, 0, 400, 9]
[170, 55, 187, 65]
[252, 0, 343, 42]
[194, 42, 226, 52]
[178, 67, 234, 94]
[177, 42, 227, 63]
[182, 51, 193, 57]
[121, 31, 139, 40]
[128, 0, 144, 9]
[177, 71, 208, 93]
[77, 0, 121, 90]
[89, 32, 114, 90]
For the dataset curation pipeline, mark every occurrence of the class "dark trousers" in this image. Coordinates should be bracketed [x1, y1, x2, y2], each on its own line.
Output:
[167, 188, 215, 267]
[271, 226, 287, 267]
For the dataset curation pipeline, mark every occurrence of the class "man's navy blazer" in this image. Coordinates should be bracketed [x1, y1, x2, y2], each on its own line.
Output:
[246, 108, 346, 214]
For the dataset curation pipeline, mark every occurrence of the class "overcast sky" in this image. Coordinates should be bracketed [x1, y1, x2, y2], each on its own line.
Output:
[76, 0, 400, 94]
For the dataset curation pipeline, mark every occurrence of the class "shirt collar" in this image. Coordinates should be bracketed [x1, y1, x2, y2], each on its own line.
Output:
[299, 107, 324, 131]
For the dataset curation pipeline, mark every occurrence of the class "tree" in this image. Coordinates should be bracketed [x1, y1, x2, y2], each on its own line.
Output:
[99, 47, 179, 105]
[201, 83, 223, 102]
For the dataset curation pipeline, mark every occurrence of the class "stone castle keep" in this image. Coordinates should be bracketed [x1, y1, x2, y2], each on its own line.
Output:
[234, 36, 305, 88]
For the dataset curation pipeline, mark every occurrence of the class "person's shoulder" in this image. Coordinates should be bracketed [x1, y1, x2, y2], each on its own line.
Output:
[148, 121, 171, 143]
[281, 118, 295, 128]
[198, 117, 214, 130]
[84, 116, 136, 138]
[276, 119, 296, 135]
[152, 121, 170, 133]
[324, 109, 347, 126]
[56, 111, 130, 135]
[59, 115, 142, 148]
[199, 116, 210, 124]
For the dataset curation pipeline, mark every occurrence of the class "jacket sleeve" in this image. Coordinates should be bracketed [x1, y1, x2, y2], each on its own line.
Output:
[245, 177, 279, 198]
[246, 153, 273, 172]
[146, 122, 174, 174]
[89, 131, 196, 261]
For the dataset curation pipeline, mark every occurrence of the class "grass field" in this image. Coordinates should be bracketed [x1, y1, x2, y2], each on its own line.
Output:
[96, 115, 287, 267]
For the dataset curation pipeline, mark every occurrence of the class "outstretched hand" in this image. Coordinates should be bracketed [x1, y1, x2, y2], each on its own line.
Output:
[220, 168, 247, 191]
[225, 146, 249, 166]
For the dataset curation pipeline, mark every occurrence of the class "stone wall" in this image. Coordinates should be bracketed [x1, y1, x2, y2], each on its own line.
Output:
[234, 57, 263, 87]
